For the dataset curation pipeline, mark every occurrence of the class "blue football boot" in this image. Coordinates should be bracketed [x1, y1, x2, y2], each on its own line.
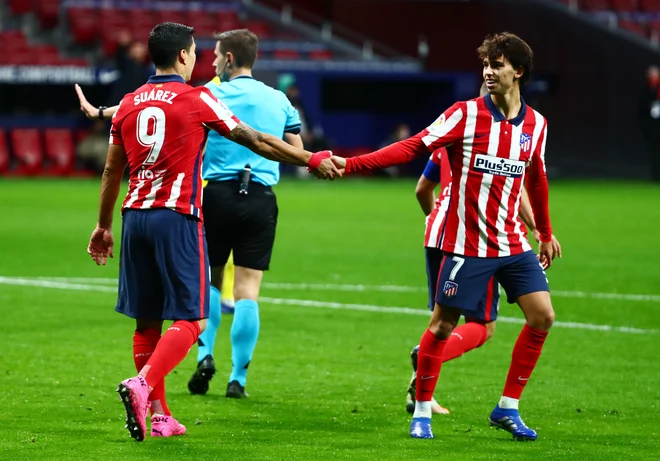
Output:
[489, 405, 538, 441]
[409, 417, 434, 439]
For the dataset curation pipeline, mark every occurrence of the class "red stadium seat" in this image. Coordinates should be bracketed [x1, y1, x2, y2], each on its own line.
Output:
[216, 10, 241, 32]
[309, 49, 334, 60]
[639, 0, 660, 11]
[11, 129, 43, 175]
[36, 0, 61, 29]
[33, 45, 61, 65]
[273, 49, 301, 60]
[8, 0, 31, 15]
[0, 129, 10, 174]
[44, 129, 76, 175]
[155, 9, 190, 25]
[583, 0, 612, 10]
[610, 0, 638, 11]
[68, 9, 98, 45]
[1, 30, 29, 53]
[192, 50, 217, 82]
[240, 21, 271, 38]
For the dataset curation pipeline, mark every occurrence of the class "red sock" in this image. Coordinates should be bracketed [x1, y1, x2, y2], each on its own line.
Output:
[132, 329, 171, 415]
[441, 322, 488, 362]
[140, 321, 200, 391]
[415, 329, 448, 402]
[502, 324, 548, 400]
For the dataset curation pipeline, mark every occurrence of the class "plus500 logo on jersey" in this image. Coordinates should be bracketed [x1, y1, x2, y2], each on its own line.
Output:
[473, 154, 525, 177]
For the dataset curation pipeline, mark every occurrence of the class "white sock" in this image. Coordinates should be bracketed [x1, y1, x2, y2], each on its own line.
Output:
[413, 400, 433, 419]
[499, 396, 519, 410]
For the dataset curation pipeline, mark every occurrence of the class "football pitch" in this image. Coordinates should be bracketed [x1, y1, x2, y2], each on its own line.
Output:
[0, 178, 658, 460]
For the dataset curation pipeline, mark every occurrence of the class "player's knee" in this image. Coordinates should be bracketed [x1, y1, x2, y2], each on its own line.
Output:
[542, 308, 555, 330]
[428, 320, 455, 340]
[530, 306, 554, 331]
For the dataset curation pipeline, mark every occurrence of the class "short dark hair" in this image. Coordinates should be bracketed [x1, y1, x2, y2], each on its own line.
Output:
[214, 29, 259, 69]
[148, 22, 195, 69]
[477, 32, 533, 85]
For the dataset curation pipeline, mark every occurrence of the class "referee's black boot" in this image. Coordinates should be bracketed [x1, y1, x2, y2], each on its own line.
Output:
[188, 354, 216, 395]
[226, 380, 249, 399]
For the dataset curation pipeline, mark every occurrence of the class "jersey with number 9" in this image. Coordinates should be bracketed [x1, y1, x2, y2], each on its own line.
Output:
[109, 75, 240, 221]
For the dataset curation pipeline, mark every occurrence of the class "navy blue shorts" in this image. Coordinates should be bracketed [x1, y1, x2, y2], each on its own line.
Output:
[435, 250, 549, 318]
[116, 209, 210, 321]
[426, 247, 500, 321]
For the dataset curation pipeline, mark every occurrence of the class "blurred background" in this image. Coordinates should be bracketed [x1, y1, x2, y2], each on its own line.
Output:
[1, 0, 660, 181]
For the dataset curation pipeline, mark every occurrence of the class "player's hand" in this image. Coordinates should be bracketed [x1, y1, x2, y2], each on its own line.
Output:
[309, 151, 342, 180]
[87, 226, 114, 266]
[330, 156, 346, 175]
[550, 234, 562, 259]
[75, 84, 99, 120]
[538, 239, 557, 269]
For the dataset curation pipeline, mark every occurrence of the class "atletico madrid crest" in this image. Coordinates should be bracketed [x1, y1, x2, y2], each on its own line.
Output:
[443, 281, 458, 297]
[520, 133, 532, 152]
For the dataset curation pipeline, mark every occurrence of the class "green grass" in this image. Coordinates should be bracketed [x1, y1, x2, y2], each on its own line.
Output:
[0, 178, 658, 460]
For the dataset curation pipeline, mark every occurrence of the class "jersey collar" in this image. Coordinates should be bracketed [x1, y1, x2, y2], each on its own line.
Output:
[484, 94, 527, 126]
[148, 74, 186, 84]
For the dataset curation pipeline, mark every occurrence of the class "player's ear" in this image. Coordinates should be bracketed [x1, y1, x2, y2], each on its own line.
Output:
[514, 66, 524, 81]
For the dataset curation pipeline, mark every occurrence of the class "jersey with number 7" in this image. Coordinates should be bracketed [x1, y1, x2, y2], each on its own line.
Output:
[109, 75, 240, 221]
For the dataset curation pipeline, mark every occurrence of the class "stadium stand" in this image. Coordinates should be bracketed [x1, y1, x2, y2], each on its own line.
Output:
[557, 0, 660, 43]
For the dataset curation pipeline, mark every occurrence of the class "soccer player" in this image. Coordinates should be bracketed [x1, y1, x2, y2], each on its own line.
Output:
[407, 113, 560, 414]
[332, 32, 558, 441]
[86, 22, 338, 442]
[187, 29, 306, 398]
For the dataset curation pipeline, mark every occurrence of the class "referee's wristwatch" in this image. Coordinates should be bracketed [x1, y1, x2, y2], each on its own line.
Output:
[98, 106, 108, 120]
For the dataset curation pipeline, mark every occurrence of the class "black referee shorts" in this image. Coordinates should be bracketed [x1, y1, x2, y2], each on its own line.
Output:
[203, 180, 278, 271]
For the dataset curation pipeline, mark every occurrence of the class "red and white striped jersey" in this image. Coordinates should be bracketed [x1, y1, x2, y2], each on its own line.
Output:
[423, 148, 452, 248]
[421, 95, 549, 257]
[110, 74, 240, 221]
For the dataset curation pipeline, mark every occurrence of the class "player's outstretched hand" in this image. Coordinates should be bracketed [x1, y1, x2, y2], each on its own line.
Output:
[75, 84, 99, 120]
[87, 226, 114, 266]
[330, 156, 346, 175]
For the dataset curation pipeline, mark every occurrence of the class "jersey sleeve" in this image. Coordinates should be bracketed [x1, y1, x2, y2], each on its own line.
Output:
[420, 102, 466, 152]
[283, 96, 302, 134]
[197, 87, 240, 136]
[525, 119, 552, 241]
[108, 100, 125, 147]
[345, 132, 429, 174]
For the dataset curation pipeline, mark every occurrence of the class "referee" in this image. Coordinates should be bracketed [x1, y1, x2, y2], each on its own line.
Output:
[187, 29, 303, 398]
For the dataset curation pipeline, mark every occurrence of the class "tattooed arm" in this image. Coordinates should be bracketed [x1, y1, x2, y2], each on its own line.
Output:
[225, 122, 313, 166]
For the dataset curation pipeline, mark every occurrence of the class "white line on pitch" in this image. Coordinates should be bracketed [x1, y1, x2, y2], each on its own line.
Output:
[29, 277, 660, 303]
[0, 277, 655, 335]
